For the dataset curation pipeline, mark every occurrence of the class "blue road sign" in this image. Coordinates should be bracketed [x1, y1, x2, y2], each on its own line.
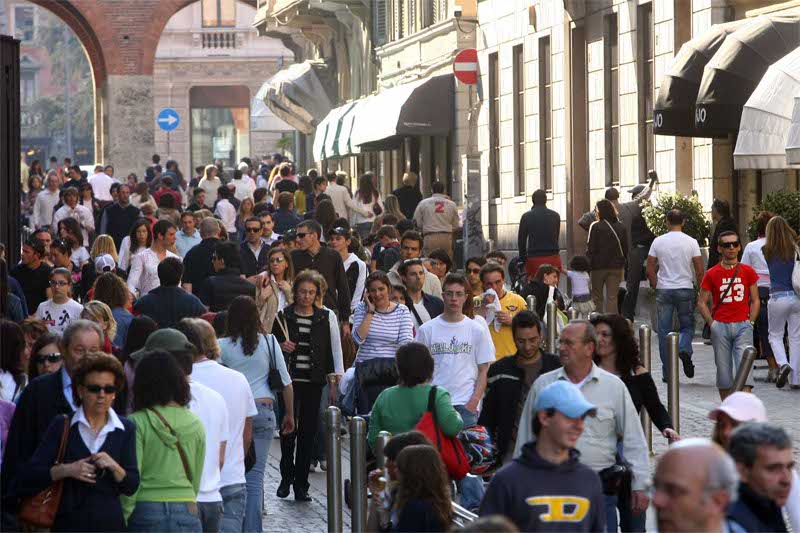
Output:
[157, 108, 180, 132]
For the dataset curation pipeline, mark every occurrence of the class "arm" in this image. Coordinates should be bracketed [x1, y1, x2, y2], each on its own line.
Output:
[477, 371, 497, 436]
[692, 256, 705, 288]
[351, 261, 367, 313]
[517, 213, 528, 260]
[81, 206, 95, 232]
[352, 303, 372, 345]
[242, 416, 253, 453]
[435, 388, 465, 437]
[748, 282, 760, 323]
[464, 363, 489, 414]
[280, 384, 295, 435]
[335, 254, 352, 321]
[127, 253, 143, 296]
[618, 386, 651, 492]
[637, 372, 674, 433]
[697, 287, 713, 326]
[328, 310, 345, 374]
[646, 256, 658, 288]
[396, 308, 414, 345]
[219, 441, 226, 470]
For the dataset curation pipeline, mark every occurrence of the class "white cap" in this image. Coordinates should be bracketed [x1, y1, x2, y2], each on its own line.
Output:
[708, 392, 767, 423]
[237, 162, 250, 172]
[94, 254, 116, 273]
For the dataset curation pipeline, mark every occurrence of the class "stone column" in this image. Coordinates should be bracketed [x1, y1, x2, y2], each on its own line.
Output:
[100, 75, 155, 177]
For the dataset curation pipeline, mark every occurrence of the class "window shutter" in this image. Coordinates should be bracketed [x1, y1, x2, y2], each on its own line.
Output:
[372, 0, 387, 46]
[407, 0, 416, 35]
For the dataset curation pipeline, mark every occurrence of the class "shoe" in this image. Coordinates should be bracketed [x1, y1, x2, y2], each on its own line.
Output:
[344, 478, 352, 509]
[767, 367, 778, 383]
[679, 352, 695, 379]
[294, 488, 312, 502]
[276, 479, 291, 498]
[319, 460, 327, 471]
[776, 364, 792, 389]
[309, 461, 317, 473]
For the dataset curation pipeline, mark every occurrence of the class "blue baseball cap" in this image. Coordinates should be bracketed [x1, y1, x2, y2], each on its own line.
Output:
[534, 381, 598, 419]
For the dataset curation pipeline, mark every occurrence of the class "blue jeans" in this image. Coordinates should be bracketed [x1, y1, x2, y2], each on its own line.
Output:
[198, 501, 223, 533]
[127, 501, 202, 532]
[604, 494, 618, 532]
[453, 405, 483, 510]
[656, 288, 696, 379]
[244, 403, 276, 533]
[219, 483, 246, 533]
[711, 320, 755, 390]
[454, 404, 478, 428]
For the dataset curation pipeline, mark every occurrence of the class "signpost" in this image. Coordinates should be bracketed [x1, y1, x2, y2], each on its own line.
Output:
[157, 108, 180, 158]
[453, 48, 479, 85]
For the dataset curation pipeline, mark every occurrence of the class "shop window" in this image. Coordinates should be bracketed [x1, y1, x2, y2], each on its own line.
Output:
[202, 0, 235, 27]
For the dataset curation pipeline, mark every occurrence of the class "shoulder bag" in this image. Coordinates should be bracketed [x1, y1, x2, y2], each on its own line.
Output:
[264, 333, 285, 393]
[18, 415, 71, 528]
[702, 263, 742, 340]
[414, 386, 470, 480]
[603, 220, 625, 259]
[148, 408, 193, 486]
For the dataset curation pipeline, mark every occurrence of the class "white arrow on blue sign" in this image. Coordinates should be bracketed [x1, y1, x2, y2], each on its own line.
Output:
[157, 108, 180, 131]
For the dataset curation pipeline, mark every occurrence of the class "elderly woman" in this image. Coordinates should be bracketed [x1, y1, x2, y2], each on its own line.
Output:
[16, 352, 139, 532]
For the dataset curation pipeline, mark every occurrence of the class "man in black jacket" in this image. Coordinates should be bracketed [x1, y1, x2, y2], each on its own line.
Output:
[398, 258, 443, 328]
[240, 217, 269, 277]
[183, 217, 221, 295]
[199, 241, 256, 312]
[517, 189, 561, 280]
[100, 184, 141, 250]
[134, 257, 207, 327]
[708, 198, 739, 269]
[479, 310, 560, 465]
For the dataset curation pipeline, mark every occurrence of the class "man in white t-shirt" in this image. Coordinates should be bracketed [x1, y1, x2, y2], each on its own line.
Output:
[646, 209, 705, 382]
[88, 165, 114, 203]
[35, 267, 84, 335]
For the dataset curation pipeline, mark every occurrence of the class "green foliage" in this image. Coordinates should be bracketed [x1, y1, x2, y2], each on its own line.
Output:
[747, 191, 800, 240]
[642, 191, 712, 247]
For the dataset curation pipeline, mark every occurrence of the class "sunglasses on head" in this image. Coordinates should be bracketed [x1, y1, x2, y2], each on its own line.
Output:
[720, 241, 740, 248]
[35, 353, 62, 364]
[85, 384, 117, 394]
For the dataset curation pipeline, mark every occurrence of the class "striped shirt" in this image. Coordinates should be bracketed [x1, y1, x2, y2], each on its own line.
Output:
[352, 301, 414, 362]
[293, 314, 313, 383]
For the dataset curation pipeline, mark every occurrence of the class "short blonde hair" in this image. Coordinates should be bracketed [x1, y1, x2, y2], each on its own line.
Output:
[81, 300, 117, 343]
[402, 172, 418, 186]
[90, 235, 118, 262]
[180, 318, 220, 360]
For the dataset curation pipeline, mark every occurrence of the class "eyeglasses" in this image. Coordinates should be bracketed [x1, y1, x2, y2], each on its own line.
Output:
[85, 384, 117, 395]
[443, 291, 466, 298]
[245, 227, 261, 233]
[467, 268, 481, 274]
[269, 257, 285, 263]
[35, 353, 62, 364]
[719, 241, 740, 248]
[49, 280, 70, 287]
[296, 232, 308, 239]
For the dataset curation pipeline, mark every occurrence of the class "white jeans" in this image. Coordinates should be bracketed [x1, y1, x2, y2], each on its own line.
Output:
[767, 292, 800, 384]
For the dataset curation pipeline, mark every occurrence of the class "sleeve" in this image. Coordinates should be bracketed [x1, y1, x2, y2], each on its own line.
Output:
[118, 239, 130, 272]
[474, 321, 496, 364]
[351, 303, 367, 345]
[100, 208, 109, 235]
[513, 382, 539, 457]
[648, 239, 659, 258]
[190, 294, 208, 316]
[586, 222, 598, 261]
[691, 238, 702, 257]
[270, 335, 292, 387]
[700, 270, 714, 292]
[328, 309, 344, 374]
[578, 210, 596, 231]
[13, 415, 65, 498]
[426, 273, 443, 299]
[617, 384, 650, 491]
[412, 201, 424, 227]
[435, 387, 464, 437]
[116, 425, 141, 496]
[396, 307, 414, 345]
[334, 254, 352, 321]
[81, 206, 95, 231]
[639, 374, 673, 432]
[477, 368, 498, 436]
[218, 403, 230, 443]
[744, 265, 759, 287]
[127, 253, 143, 295]
[121, 418, 144, 521]
[197, 279, 212, 307]
[414, 322, 429, 344]
[351, 261, 367, 313]
[517, 213, 528, 260]
[741, 244, 754, 266]
[449, 203, 460, 229]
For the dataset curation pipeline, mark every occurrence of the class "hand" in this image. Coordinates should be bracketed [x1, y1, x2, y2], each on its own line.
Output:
[280, 340, 296, 353]
[632, 490, 650, 514]
[68, 457, 97, 484]
[496, 311, 513, 325]
[328, 385, 337, 406]
[365, 295, 376, 312]
[663, 428, 681, 443]
[281, 415, 295, 436]
[277, 280, 291, 292]
[90, 451, 119, 471]
[707, 319, 715, 328]
[463, 398, 479, 415]
[368, 469, 385, 495]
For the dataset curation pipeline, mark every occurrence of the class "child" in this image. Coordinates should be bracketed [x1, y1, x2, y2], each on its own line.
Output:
[35, 268, 84, 335]
[376, 225, 401, 272]
[566, 255, 594, 319]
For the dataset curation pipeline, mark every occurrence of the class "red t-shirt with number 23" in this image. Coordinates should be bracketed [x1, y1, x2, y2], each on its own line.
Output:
[700, 263, 759, 323]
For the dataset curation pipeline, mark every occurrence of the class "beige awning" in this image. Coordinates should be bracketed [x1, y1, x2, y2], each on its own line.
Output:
[255, 60, 334, 134]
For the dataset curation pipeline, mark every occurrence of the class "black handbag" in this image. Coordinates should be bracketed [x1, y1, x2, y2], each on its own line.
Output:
[264, 334, 284, 393]
[598, 457, 632, 495]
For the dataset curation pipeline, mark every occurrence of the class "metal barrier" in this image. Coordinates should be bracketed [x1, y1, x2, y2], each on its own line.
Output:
[375, 431, 391, 471]
[325, 406, 343, 533]
[667, 332, 680, 434]
[567, 307, 578, 322]
[350, 417, 368, 533]
[545, 301, 557, 353]
[733, 346, 758, 392]
[526, 295, 536, 313]
[639, 325, 653, 453]
[452, 502, 478, 527]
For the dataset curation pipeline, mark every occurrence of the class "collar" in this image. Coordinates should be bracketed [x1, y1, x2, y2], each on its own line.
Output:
[248, 240, 264, 254]
[555, 362, 600, 385]
[179, 229, 197, 238]
[71, 405, 124, 431]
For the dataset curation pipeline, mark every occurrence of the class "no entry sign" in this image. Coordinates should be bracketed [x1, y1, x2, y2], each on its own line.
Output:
[453, 49, 479, 85]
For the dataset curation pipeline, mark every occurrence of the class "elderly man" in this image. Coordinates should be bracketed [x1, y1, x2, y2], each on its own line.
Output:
[652, 439, 741, 533]
[514, 320, 650, 532]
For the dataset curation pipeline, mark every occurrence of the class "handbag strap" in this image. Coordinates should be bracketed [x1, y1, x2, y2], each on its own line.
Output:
[603, 220, 625, 258]
[275, 312, 290, 343]
[711, 263, 742, 319]
[55, 415, 71, 465]
[148, 407, 192, 485]
[263, 333, 277, 371]
[426, 386, 443, 450]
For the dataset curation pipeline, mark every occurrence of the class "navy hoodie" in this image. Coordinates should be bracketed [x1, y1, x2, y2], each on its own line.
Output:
[479, 443, 606, 532]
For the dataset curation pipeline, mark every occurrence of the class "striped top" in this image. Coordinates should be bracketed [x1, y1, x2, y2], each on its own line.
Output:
[292, 314, 313, 383]
[352, 301, 414, 362]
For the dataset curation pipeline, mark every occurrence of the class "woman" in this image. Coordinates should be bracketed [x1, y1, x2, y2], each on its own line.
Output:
[81, 301, 118, 356]
[591, 313, 679, 532]
[79, 182, 101, 221]
[120, 316, 158, 413]
[118, 219, 152, 273]
[58, 217, 90, 268]
[465, 257, 486, 302]
[251, 248, 294, 334]
[23, 175, 43, 222]
[352, 174, 383, 239]
[130, 182, 156, 212]
[392, 445, 452, 532]
[295, 175, 312, 215]
[0, 320, 27, 402]
[80, 235, 119, 300]
[427, 249, 452, 283]
[21, 318, 49, 369]
[17, 352, 138, 532]
[370, 194, 405, 235]
[219, 296, 295, 532]
[523, 264, 565, 321]
[50, 240, 82, 297]
[761, 216, 800, 388]
[272, 271, 344, 501]
[126, 173, 138, 189]
[155, 193, 181, 227]
[198, 164, 222, 208]
[27, 331, 62, 380]
[92, 272, 134, 347]
[237, 197, 255, 240]
[586, 198, 628, 314]
[329, 226, 367, 314]
[313, 200, 337, 242]
[122, 350, 204, 531]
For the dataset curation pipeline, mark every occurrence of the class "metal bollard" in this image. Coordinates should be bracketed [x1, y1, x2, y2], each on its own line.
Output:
[350, 417, 368, 533]
[588, 311, 600, 322]
[567, 308, 578, 322]
[732, 346, 758, 392]
[375, 431, 391, 471]
[526, 295, 537, 313]
[325, 407, 343, 533]
[638, 325, 653, 453]
[546, 301, 557, 353]
[667, 332, 680, 435]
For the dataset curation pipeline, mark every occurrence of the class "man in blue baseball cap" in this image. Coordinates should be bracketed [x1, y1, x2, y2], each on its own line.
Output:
[479, 380, 605, 531]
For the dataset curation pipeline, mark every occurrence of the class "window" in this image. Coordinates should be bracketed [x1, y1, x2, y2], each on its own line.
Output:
[14, 6, 34, 41]
[407, 0, 417, 35]
[604, 13, 619, 186]
[373, 0, 388, 45]
[513, 44, 525, 195]
[202, 0, 235, 27]
[20, 70, 37, 105]
[638, 3, 654, 183]
[394, 0, 405, 40]
[488, 52, 500, 198]
[539, 36, 552, 191]
[422, 0, 435, 28]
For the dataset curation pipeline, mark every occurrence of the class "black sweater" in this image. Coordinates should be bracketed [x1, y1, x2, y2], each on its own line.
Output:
[621, 372, 673, 432]
[291, 247, 351, 320]
[518, 206, 561, 260]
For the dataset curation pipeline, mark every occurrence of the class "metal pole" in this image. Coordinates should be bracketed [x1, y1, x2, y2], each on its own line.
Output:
[350, 417, 368, 533]
[667, 332, 680, 435]
[375, 431, 391, 471]
[732, 346, 758, 392]
[588, 311, 600, 322]
[639, 325, 653, 453]
[325, 407, 343, 533]
[546, 301, 557, 353]
[567, 307, 578, 322]
[526, 295, 536, 313]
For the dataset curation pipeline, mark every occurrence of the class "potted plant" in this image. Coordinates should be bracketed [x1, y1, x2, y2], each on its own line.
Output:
[747, 191, 800, 240]
[642, 191, 712, 246]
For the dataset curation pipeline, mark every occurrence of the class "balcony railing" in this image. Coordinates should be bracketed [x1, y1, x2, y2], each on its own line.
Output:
[201, 31, 238, 49]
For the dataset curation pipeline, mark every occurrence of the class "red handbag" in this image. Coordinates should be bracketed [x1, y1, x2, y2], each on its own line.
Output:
[414, 386, 470, 480]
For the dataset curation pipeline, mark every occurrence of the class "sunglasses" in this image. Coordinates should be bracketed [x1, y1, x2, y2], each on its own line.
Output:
[49, 280, 70, 287]
[296, 232, 308, 239]
[269, 257, 285, 263]
[35, 353, 62, 364]
[467, 268, 481, 274]
[719, 241, 740, 248]
[245, 227, 261, 233]
[85, 384, 117, 395]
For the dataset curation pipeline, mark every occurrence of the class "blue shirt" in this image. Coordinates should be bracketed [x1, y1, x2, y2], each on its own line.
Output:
[766, 256, 796, 293]
[175, 229, 202, 258]
[111, 307, 133, 348]
[219, 334, 291, 401]
[60, 366, 77, 411]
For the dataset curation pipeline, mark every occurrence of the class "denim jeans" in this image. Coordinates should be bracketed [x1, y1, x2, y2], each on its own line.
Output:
[127, 501, 202, 532]
[244, 403, 276, 533]
[452, 405, 483, 510]
[711, 320, 755, 390]
[198, 501, 223, 533]
[656, 288, 696, 379]
[219, 483, 246, 533]
[604, 494, 618, 533]
[454, 404, 478, 428]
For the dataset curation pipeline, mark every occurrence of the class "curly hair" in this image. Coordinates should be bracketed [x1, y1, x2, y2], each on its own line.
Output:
[225, 296, 263, 356]
[71, 351, 125, 407]
[394, 445, 452, 529]
[590, 314, 641, 376]
[92, 272, 130, 310]
[132, 349, 191, 411]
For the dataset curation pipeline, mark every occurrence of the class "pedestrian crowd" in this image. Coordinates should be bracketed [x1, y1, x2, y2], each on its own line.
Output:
[0, 155, 798, 532]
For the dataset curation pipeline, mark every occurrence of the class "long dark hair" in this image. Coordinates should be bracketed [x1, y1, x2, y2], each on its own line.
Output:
[133, 350, 191, 411]
[356, 174, 378, 204]
[27, 332, 61, 380]
[314, 199, 337, 235]
[590, 314, 641, 376]
[129, 218, 153, 254]
[0, 320, 27, 390]
[394, 445, 452, 529]
[595, 199, 618, 223]
[58, 217, 83, 250]
[225, 296, 262, 356]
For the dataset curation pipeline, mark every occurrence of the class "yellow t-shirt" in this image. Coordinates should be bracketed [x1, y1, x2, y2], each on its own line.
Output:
[488, 291, 528, 359]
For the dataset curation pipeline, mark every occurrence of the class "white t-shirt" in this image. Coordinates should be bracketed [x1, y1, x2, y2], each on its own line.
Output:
[70, 247, 90, 268]
[192, 360, 258, 488]
[567, 271, 591, 297]
[415, 316, 495, 405]
[411, 299, 432, 329]
[189, 381, 230, 503]
[741, 237, 771, 288]
[88, 172, 114, 201]
[35, 298, 84, 334]
[648, 231, 701, 290]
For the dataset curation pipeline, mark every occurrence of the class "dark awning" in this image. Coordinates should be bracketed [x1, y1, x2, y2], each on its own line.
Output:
[695, 15, 800, 137]
[653, 20, 746, 137]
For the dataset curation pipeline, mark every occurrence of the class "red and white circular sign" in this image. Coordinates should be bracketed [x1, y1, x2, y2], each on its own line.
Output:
[453, 48, 479, 85]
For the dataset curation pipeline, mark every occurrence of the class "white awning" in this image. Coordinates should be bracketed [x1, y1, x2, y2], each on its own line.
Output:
[785, 97, 800, 164]
[734, 45, 800, 169]
[312, 101, 360, 161]
[250, 97, 294, 132]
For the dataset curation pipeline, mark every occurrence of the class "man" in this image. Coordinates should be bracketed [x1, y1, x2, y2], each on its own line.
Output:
[392, 171, 423, 220]
[259, 211, 281, 246]
[518, 189, 561, 279]
[727, 423, 793, 532]
[61, 165, 86, 191]
[100, 184, 140, 250]
[146, 153, 161, 182]
[10, 238, 52, 312]
[578, 174, 656, 235]
[183, 218, 222, 295]
[239, 217, 269, 277]
[134, 257, 206, 328]
[387, 230, 443, 298]
[412, 181, 459, 257]
[480, 380, 605, 532]
[479, 262, 528, 360]
[127, 219, 180, 298]
[290, 220, 351, 323]
[697, 231, 761, 398]
[272, 191, 301, 234]
[198, 241, 256, 312]
[325, 172, 368, 221]
[187, 187, 207, 212]
[32, 172, 61, 229]
[35, 267, 84, 334]
[621, 184, 658, 321]
[708, 198, 739, 269]
[398, 258, 443, 329]
[32, 228, 53, 257]
[647, 209, 704, 381]
[514, 321, 651, 532]
[653, 439, 740, 533]
[479, 311, 561, 465]
[88, 164, 114, 205]
[175, 211, 201, 258]
[154, 176, 182, 206]
[160, 160, 181, 191]
[52, 187, 95, 246]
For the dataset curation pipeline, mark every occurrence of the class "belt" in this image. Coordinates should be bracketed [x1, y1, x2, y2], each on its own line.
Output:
[770, 290, 797, 299]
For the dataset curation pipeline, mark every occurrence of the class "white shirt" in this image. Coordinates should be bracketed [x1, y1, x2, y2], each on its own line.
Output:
[350, 193, 382, 226]
[127, 248, 180, 297]
[198, 177, 222, 207]
[741, 237, 771, 288]
[411, 298, 432, 329]
[648, 231, 702, 290]
[192, 360, 258, 488]
[0, 371, 24, 403]
[231, 178, 255, 202]
[567, 270, 591, 297]
[35, 298, 84, 334]
[262, 232, 281, 246]
[343, 253, 367, 313]
[70, 247, 90, 268]
[117, 236, 139, 272]
[325, 182, 369, 221]
[189, 381, 230, 503]
[72, 405, 125, 454]
[415, 316, 495, 405]
[88, 172, 114, 201]
[214, 200, 237, 233]
[52, 204, 95, 246]
[33, 188, 60, 228]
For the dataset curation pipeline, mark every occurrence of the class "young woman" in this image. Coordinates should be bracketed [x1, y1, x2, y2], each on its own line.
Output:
[92, 271, 134, 347]
[198, 164, 222, 208]
[370, 194, 405, 234]
[524, 264, 565, 320]
[586, 198, 628, 314]
[313, 200, 337, 242]
[79, 182, 101, 220]
[328, 226, 367, 314]
[130, 182, 156, 212]
[392, 444, 452, 532]
[80, 234, 120, 300]
[352, 174, 383, 239]
[35, 268, 84, 335]
[272, 271, 344, 501]
[0, 320, 27, 403]
[27, 331, 63, 380]
[294, 175, 313, 215]
[427, 249, 452, 284]
[251, 248, 294, 333]
[126, 173, 138, 189]
[58, 217, 90, 268]
[50, 239, 82, 294]
[118, 219, 152, 273]
[237, 197, 256, 240]
[81, 301, 119, 356]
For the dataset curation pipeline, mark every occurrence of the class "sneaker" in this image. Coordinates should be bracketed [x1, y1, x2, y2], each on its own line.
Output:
[319, 460, 327, 471]
[679, 352, 695, 379]
[776, 364, 792, 389]
[309, 461, 317, 473]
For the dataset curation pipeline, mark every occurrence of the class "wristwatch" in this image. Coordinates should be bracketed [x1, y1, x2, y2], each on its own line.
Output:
[367, 310, 376, 315]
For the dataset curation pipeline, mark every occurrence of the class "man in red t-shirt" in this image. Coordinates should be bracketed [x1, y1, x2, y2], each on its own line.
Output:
[697, 231, 760, 400]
